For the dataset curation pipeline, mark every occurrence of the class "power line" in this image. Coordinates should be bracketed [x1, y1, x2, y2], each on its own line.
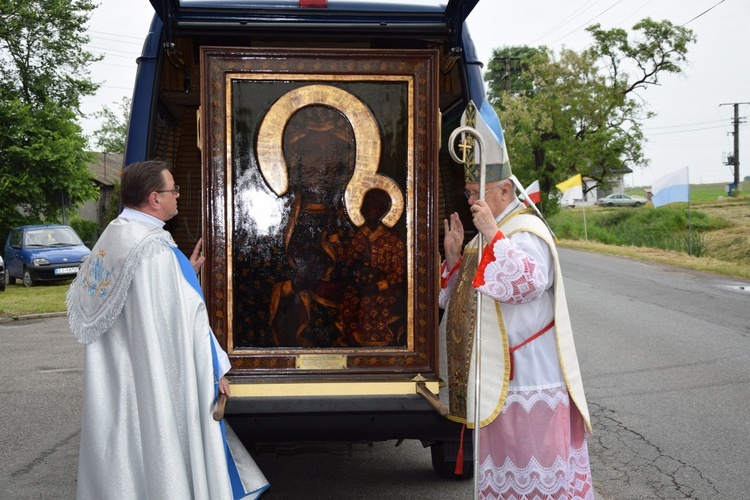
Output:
[88, 29, 147, 42]
[614, 0, 654, 28]
[681, 0, 726, 26]
[644, 119, 728, 131]
[529, 0, 602, 45]
[547, 0, 627, 45]
[89, 34, 144, 47]
[84, 45, 141, 57]
[647, 124, 731, 136]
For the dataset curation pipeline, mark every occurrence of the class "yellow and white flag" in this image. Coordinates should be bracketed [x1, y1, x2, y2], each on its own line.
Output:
[556, 174, 583, 204]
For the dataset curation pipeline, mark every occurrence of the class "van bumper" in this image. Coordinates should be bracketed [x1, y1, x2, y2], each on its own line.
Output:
[226, 394, 464, 443]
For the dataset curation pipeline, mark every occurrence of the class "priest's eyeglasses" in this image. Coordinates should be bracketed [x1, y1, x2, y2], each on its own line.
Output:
[156, 185, 180, 195]
[464, 183, 501, 199]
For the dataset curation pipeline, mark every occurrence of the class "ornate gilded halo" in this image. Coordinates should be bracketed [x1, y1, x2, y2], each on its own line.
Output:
[256, 84, 404, 228]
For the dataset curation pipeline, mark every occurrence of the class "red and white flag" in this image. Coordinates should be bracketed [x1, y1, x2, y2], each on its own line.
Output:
[524, 180, 541, 204]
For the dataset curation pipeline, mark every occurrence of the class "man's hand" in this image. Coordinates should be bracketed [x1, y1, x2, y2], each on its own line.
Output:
[470, 200, 499, 242]
[190, 238, 206, 274]
[443, 212, 464, 270]
[219, 376, 231, 397]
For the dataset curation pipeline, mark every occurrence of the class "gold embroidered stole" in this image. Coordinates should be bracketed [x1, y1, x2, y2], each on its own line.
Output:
[445, 249, 478, 419]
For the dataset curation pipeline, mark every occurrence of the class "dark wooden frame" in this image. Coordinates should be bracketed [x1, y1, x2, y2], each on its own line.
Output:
[200, 47, 439, 378]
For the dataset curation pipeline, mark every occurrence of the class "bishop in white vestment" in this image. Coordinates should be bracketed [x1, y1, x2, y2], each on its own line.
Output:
[439, 104, 593, 499]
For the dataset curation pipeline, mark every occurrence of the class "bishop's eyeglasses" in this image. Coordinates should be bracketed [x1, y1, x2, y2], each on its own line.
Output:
[464, 183, 501, 199]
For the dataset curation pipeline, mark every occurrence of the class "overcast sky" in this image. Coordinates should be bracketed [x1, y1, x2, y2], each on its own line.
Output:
[81, 0, 749, 188]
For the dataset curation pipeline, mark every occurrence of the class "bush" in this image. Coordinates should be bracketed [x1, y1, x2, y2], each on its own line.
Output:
[68, 217, 100, 247]
[548, 205, 729, 257]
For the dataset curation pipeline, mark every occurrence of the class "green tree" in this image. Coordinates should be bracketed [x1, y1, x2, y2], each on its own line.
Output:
[486, 19, 696, 207]
[0, 0, 100, 239]
[92, 97, 131, 154]
[485, 45, 546, 106]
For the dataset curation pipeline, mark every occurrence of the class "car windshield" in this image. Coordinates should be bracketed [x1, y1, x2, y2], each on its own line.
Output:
[24, 228, 83, 247]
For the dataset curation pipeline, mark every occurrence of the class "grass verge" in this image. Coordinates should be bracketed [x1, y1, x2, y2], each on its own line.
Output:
[550, 193, 750, 279]
[0, 281, 71, 318]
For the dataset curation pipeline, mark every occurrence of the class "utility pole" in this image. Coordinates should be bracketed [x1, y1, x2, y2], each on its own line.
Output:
[720, 102, 749, 194]
[497, 57, 520, 93]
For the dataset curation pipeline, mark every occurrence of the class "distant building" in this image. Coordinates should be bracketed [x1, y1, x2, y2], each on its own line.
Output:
[77, 152, 123, 227]
[591, 166, 633, 200]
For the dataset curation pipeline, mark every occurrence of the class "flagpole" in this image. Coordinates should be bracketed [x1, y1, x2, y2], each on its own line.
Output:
[582, 204, 588, 241]
[687, 167, 693, 257]
[512, 176, 555, 238]
[449, 125, 485, 499]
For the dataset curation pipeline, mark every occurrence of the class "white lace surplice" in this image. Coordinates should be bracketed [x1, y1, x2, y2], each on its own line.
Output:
[478, 386, 593, 499]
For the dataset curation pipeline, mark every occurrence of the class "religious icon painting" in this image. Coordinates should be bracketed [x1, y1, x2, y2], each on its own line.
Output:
[200, 48, 440, 376]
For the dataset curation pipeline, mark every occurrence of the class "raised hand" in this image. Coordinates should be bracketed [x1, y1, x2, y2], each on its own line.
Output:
[443, 212, 464, 269]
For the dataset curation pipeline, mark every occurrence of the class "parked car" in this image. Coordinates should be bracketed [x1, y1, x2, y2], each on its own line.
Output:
[0, 255, 5, 292]
[596, 194, 646, 207]
[4, 225, 91, 287]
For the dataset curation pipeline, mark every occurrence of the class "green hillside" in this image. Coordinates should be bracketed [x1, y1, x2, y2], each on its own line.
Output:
[626, 182, 740, 202]
[549, 190, 750, 278]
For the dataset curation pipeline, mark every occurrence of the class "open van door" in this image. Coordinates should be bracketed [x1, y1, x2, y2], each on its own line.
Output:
[126, 0, 493, 478]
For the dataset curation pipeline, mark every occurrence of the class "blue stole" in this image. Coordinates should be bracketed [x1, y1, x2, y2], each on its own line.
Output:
[171, 248, 248, 499]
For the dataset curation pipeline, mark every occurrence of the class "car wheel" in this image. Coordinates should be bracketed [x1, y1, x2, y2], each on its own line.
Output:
[430, 441, 473, 480]
[23, 268, 35, 287]
[607, 202, 614, 207]
[0, 274, 5, 292]
[633, 202, 642, 207]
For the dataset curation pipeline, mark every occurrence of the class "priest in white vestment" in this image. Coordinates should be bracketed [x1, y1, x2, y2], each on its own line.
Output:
[439, 103, 593, 498]
[67, 161, 269, 499]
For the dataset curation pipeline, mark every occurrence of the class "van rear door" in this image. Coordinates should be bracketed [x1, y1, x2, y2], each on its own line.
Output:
[149, 0, 480, 37]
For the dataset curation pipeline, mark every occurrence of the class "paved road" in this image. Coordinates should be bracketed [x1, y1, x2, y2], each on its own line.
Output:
[1, 248, 748, 498]
[0, 315, 474, 499]
[563, 247, 750, 499]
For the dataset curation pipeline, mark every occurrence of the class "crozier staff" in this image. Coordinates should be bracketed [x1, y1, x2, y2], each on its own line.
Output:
[439, 102, 594, 499]
[68, 160, 269, 499]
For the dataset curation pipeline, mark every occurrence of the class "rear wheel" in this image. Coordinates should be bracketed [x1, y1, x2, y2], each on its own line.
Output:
[607, 202, 614, 207]
[430, 441, 473, 480]
[0, 274, 5, 291]
[23, 268, 35, 287]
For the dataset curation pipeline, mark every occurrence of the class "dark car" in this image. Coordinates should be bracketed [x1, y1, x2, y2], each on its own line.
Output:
[4, 225, 91, 287]
[0, 255, 5, 292]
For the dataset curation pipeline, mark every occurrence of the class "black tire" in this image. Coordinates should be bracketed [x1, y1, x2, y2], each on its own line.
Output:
[633, 202, 642, 207]
[430, 441, 473, 480]
[0, 274, 5, 292]
[607, 202, 614, 207]
[23, 268, 35, 287]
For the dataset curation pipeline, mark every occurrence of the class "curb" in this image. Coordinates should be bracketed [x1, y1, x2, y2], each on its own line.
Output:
[0, 311, 67, 323]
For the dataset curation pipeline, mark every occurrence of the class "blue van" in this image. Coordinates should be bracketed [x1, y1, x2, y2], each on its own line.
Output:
[128, 0, 500, 477]
[4, 225, 91, 287]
